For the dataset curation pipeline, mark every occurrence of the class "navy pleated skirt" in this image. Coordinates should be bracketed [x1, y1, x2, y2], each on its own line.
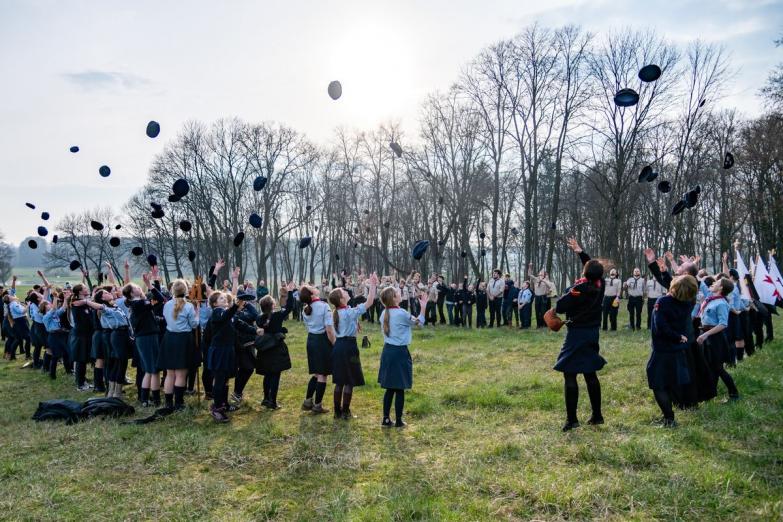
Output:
[378, 343, 413, 390]
[646, 348, 691, 390]
[110, 329, 132, 360]
[207, 343, 236, 372]
[704, 330, 732, 369]
[30, 322, 46, 347]
[332, 336, 364, 386]
[135, 334, 160, 373]
[91, 330, 107, 360]
[158, 330, 193, 370]
[68, 331, 91, 363]
[306, 332, 332, 375]
[553, 326, 606, 374]
[47, 331, 69, 358]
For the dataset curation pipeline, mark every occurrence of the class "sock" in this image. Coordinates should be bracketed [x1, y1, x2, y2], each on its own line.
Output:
[262, 376, 270, 402]
[394, 390, 405, 421]
[165, 393, 174, 408]
[269, 374, 280, 404]
[585, 374, 602, 419]
[174, 386, 185, 407]
[151, 389, 161, 406]
[653, 389, 674, 420]
[314, 381, 326, 405]
[140, 388, 150, 404]
[564, 378, 579, 424]
[42, 353, 51, 372]
[94, 368, 104, 389]
[333, 385, 343, 414]
[306, 376, 317, 399]
[341, 390, 352, 413]
[49, 357, 58, 379]
[187, 369, 196, 391]
[224, 386, 229, 407]
[383, 389, 394, 419]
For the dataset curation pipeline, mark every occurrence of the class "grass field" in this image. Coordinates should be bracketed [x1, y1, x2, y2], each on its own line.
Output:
[0, 310, 781, 521]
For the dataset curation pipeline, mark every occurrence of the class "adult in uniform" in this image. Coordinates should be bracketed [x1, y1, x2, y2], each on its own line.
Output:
[486, 269, 504, 328]
[529, 265, 556, 329]
[602, 269, 621, 331]
[624, 268, 644, 331]
[645, 276, 665, 329]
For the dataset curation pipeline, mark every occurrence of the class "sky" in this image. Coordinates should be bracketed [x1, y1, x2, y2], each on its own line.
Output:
[0, 0, 781, 245]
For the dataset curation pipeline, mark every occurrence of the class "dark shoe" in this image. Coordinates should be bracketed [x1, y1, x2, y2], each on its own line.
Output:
[226, 403, 240, 412]
[122, 377, 132, 385]
[204, 392, 213, 400]
[174, 404, 186, 412]
[334, 408, 343, 419]
[267, 402, 281, 410]
[562, 421, 580, 432]
[184, 389, 197, 396]
[381, 417, 393, 428]
[261, 399, 271, 408]
[93, 386, 106, 393]
[395, 419, 407, 428]
[311, 403, 329, 414]
[661, 418, 678, 428]
[210, 407, 229, 423]
[587, 416, 604, 425]
[726, 394, 741, 402]
[342, 409, 356, 420]
[301, 398, 314, 411]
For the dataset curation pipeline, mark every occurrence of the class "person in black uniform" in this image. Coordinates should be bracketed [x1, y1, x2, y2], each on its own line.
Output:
[255, 283, 296, 409]
[460, 276, 475, 328]
[436, 275, 447, 324]
[66, 283, 94, 391]
[230, 289, 260, 407]
[553, 238, 606, 431]
[647, 275, 698, 427]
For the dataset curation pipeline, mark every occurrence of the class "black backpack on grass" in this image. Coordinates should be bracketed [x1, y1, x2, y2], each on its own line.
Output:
[32, 400, 84, 425]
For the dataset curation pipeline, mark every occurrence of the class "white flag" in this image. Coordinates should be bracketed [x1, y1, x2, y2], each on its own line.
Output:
[735, 250, 752, 299]
[754, 256, 781, 305]
[768, 255, 783, 297]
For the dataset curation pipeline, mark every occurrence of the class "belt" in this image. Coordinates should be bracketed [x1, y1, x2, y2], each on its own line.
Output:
[112, 327, 129, 331]
[700, 325, 717, 331]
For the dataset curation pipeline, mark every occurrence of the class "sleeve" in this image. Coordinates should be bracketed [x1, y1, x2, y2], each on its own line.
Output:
[187, 304, 200, 328]
[555, 291, 576, 314]
[322, 305, 334, 326]
[351, 303, 367, 319]
[149, 287, 165, 302]
[278, 291, 295, 320]
[648, 261, 672, 289]
[577, 252, 591, 266]
[211, 304, 238, 328]
[717, 303, 729, 327]
[233, 315, 258, 336]
[651, 300, 683, 344]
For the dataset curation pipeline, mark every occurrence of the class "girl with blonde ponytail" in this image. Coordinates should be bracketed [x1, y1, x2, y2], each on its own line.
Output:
[377, 285, 427, 428]
[299, 284, 336, 414]
[159, 279, 199, 410]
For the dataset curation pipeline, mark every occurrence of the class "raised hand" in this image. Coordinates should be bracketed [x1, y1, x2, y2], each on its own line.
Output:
[214, 258, 226, 273]
[232, 267, 241, 281]
[679, 255, 690, 264]
[644, 248, 656, 264]
[656, 258, 667, 272]
[566, 237, 582, 253]
[722, 252, 728, 262]
[151, 265, 160, 280]
[664, 251, 674, 261]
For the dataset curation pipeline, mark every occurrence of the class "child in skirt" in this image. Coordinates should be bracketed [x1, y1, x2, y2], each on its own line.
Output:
[378, 285, 427, 427]
[66, 284, 94, 391]
[255, 282, 296, 409]
[647, 275, 699, 427]
[159, 280, 200, 410]
[696, 278, 740, 401]
[125, 275, 165, 407]
[299, 285, 336, 414]
[42, 291, 70, 380]
[554, 239, 607, 432]
[328, 273, 378, 420]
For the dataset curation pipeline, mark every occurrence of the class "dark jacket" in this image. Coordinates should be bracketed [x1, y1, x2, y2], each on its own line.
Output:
[651, 295, 691, 353]
[254, 294, 294, 374]
[555, 252, 604, 328]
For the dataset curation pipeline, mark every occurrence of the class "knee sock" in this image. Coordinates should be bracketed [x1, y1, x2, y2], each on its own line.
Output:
[653, 388, 674, 420]
[234, 369, 252, 397]
[33, 345, 41, 366]
[42, 353, 51, 373]
[140, 387, 150, 404]
[174, 385, 186, 408]
[333, 385, 344, 414]
[564, 375, 579, 423]
[187, 368, 196, 391]
[202, 368, 213, 394]
[151, 389, 161, 406]
[305, 376, 317, 399]
[49, 357, 58, 379]
[394, 390, 405, 421]
[314, 381, 326, 405]
[269, 374, 281, 404]
[262, 375, 270, 401]
[93, 368, 105, 390]
[718, 368, 739, 397]
[736, 346, 744, 361]
[341, 386, 353, 412]
[77, 362, 86, 386]
[165, 393, 174, 408]
[584, 373, 602, 419]
[383, 389, 394, 419]
[136, 367, 144, 395]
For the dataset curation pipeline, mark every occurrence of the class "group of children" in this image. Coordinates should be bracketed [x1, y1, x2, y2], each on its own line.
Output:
[0, 241, 777, 429]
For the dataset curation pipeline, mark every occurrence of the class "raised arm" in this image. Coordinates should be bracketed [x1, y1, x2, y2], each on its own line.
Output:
[231, 267, 240, 296]
[123, 259, 131, 286]
[36, 270, 51, 288]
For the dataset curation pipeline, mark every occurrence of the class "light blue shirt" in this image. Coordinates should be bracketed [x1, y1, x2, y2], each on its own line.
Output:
[335, 303, 366, 338]
[701, 297, 729, 327]
[163, 299, 199, 332]
[9, 300, 26, 320]
[302, 300, 333, 334]
[519, 289, 533, 306]
[30, 304, 45, 324]
[380, 307, 423, 346]
[43, 307, 66, 332]
[199, 305, 212, 329]
[728, 285, 744, 312]
[100, 305, 129, 329]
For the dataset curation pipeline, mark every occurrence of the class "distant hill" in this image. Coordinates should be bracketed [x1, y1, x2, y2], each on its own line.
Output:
[16, 237, 47, 267]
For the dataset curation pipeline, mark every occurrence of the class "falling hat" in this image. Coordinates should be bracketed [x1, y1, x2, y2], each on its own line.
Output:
[147, 254, 157, 266]
[151, 209, 165, 219]
[614, 88, 639, 107]
[167, 194, 181, 203]
[69, 146, 79, 153]
[233, 232, 245, 247]
[115, 224, 121, 230]
[437, 240, 445, 246]
[237, 289, 256, 302]
[25, 202, 35, 209]
[438, 196, 444, 205]
[723, 152, 734, 170]
[694, 184, 701, 195]
[460, 251, 467, 258]
[671, 199, 687, 216]
[389, 142, 403, 158]
[638, 64, 662, 83]
[334, 254, 340, 261]
[551, 222, 557, 230]
[90, 220, 104, 231]
[69, 260, 81, 271]
[41, 212, 50, 220]
[699, 99, 706, 107]
[146, 121, 161, 138]
[647, 171, 658, 182]
[353, 243, 358, 249]
[479, 232, 485, 239]
[179, 220, 192, 232]
[99, 165, 111, 178]
[298, 237, 312, 249]
[412, 240, 429, 260]
[172, 178, 189, 198]
[327, 80, 342, 100]
[480, 249, 486, 257]
[511, 227, 518, 235]
[657, 180, 672, 193]
[109, 237, 120, 248]
[249, 213, 263, 228]
[188, 250, 196, 262]
[150, 202, 162, 211]
[37, 226, 48, 237]
[28, 239, 38, 249]
[383, 222, 390, 228]
[306, 205, 312, 211]
[52, 235, 58, 244]
[131, 246, 144, 256]
[685, 188, 699, 208]
[253, 176, 267, 191]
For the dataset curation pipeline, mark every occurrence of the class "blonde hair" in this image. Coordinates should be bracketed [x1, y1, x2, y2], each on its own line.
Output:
[170, 279, 188, 320]
[670, 275, 698, 302]
[380, 286, 397, 336]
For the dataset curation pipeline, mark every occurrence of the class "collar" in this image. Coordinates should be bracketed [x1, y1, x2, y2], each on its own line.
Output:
[386, 306, 400, 309]
[311, 298, 320, 303]
[338, 305, 348, 310]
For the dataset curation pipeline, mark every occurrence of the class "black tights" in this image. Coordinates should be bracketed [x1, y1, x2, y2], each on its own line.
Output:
[263, 372, 281, 404]
[563, 372, 601, 423]
[717, 367, 739, 397]
[383, 389, 405, 421]
[653, 388, 674, 420]
[333, 384, 353, 413]
[212, 370, 230, 409]
[234, 368, 254, 397]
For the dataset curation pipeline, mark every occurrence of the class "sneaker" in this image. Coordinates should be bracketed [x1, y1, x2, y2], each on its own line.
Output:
[381, 418, 393, 428]
[210, 407, 229, 423]
[587, 416, 604, 426]
[226, 403, 240, 413]
[260, 398, 271, 408]
[174, 403, 186, 412]
[184, 389, 197, 396]
[562, 421, 580, 432]
[661, 418, 678, 428]
[301, 398, 314, 411]
[93, 385, 106, 393]
[311, 403, 329, 414]
[76, 384, 92, 392]
[267, 402, 281, 410]
[141, 401, 151, 408]
[230, 392, 243, 404]
[334, 409, 343, 419]
[395, 419, 407, 428]
[122, 377, 132, 385]
[726, 394, 741, 402]
[342, 409, 357, 420]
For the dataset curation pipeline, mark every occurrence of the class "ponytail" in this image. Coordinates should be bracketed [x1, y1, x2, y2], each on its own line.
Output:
[327, 288, 343, 332]
[170, 280, 188, 320]
[379, 286, 396, 336]
[300, 285, 315, 316]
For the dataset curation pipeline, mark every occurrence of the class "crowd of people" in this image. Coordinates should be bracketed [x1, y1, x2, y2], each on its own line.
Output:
[0, 239, 777, 430]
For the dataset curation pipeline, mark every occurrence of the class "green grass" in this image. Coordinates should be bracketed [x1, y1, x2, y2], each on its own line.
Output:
[1, 310, 782, 521]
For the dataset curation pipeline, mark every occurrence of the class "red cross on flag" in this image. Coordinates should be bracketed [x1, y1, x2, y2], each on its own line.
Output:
[768, 255, 783, 298]
[754, 255, 781, 305]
